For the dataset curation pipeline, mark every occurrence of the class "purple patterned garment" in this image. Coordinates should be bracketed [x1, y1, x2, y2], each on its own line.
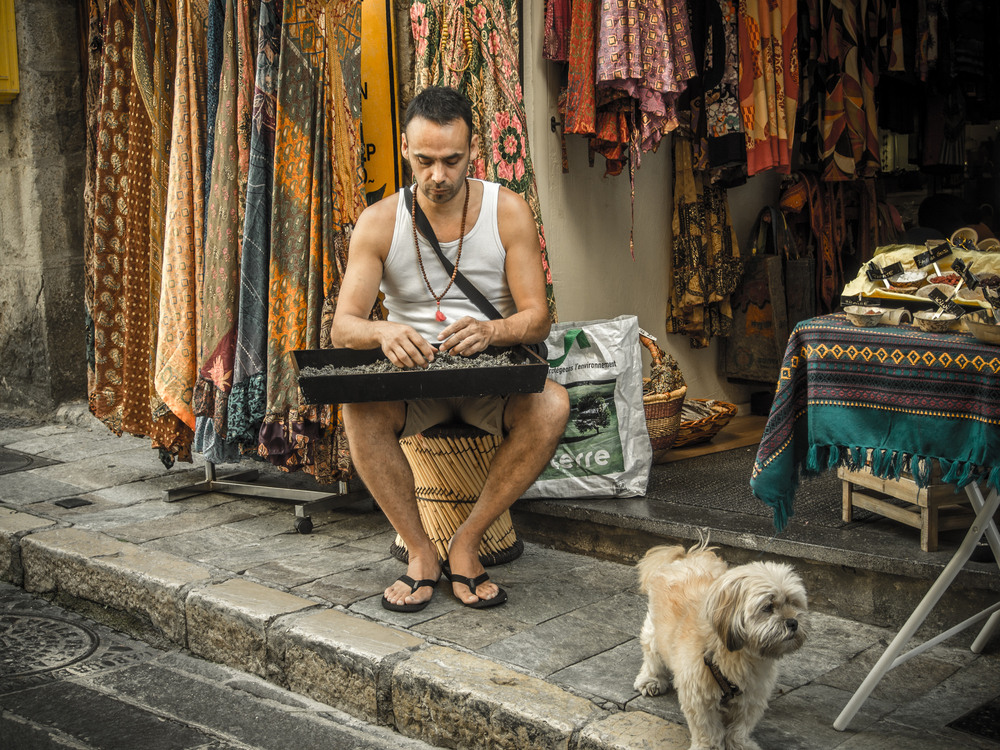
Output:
[596, 0, 696, 153]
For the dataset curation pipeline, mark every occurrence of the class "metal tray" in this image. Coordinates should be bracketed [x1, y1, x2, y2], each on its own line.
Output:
[292, 345, 549, 404]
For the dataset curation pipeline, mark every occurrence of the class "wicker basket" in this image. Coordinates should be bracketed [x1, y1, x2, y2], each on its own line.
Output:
[640, 334, 687, 463]
[673, 399, 738, 449]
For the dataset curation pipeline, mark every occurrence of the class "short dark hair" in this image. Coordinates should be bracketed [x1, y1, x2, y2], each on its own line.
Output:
[403, 86, 474, 142]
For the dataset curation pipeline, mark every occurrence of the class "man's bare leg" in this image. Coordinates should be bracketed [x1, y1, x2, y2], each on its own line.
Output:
[447, 379, 569, 604]
[342, 401, 441, 608]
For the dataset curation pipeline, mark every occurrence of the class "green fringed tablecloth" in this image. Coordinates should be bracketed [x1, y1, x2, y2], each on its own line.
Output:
[751, 314, 1000, 531]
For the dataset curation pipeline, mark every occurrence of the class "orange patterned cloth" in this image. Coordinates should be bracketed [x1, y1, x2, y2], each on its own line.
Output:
[258, 0, 363, 481]
[155, 0, 209, 432]
[90, 0, 135, 434]
[737, 0, 798, 176]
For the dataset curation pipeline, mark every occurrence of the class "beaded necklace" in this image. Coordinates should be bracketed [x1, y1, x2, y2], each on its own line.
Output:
[412, 180, 470, 322]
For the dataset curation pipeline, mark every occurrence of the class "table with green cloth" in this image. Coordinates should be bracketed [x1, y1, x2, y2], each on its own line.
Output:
[749, 313, 1000, 731]
[751, 313, 1000, 531]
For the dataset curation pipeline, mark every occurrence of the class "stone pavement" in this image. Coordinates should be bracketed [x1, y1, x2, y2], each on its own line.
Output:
[1, 406, 999, 749]
[0, 582, 444, 749]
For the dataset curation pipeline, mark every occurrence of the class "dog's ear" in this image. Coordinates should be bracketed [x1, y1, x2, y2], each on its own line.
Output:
[707, 575, 746, 652]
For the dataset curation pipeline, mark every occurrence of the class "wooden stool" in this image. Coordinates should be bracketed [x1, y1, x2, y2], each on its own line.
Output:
[839, 465, 978, 552]
[390, 424, 524, 567]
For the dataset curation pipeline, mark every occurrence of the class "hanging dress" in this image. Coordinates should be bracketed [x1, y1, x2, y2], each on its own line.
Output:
[410, 0, 557, 319]
[665, 131, 742, 348]
[595, 0, 696, 166]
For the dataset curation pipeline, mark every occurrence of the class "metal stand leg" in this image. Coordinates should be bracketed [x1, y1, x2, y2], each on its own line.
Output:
[164, 461, 353, 534]
[833, 486, 1000, 731]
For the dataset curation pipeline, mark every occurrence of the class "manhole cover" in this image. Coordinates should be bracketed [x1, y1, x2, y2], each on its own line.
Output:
[0, 446, 58, 476]
[0, 613, 100, 677]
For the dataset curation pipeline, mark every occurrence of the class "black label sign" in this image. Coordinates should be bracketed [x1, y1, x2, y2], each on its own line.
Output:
[914, 244, 951, 268]
[951, 258, 981, 290]
[927, 288, 967, 318]
[983, 286, 1000, 309]
[865, 261, 904, 281]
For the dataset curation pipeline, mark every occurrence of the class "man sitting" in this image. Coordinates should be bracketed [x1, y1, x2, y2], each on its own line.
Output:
[330, 87, 569, 611]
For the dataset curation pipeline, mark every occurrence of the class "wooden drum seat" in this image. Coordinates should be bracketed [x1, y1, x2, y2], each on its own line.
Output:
[390, 423, 524, 566]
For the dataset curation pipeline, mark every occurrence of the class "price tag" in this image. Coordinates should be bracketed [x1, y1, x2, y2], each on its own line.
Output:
[914, 244, 951, 275]
[927, 288, 967, 318]
[951, 258, 980, 290]
[865, 261, 902, 287]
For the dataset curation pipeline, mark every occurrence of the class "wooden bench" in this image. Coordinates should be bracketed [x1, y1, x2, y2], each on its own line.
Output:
[839, 466, 978, 552]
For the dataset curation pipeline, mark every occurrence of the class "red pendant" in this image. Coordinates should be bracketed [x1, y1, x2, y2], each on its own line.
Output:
[435, 308, 446, 322]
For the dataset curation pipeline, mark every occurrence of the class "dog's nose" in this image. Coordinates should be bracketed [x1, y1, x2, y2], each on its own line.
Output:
[786, 618, 798, 631]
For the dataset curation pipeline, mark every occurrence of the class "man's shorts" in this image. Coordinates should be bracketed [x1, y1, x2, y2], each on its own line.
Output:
[401, 395, 509, 439]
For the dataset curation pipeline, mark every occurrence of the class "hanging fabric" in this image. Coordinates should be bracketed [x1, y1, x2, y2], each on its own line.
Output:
[228, 0, 282, 449]
[193, 0, 258, 464]
[203, 0, 226, 230]
[797, 0, 882, 180]
[665, 131, 743, 348]
[145, 0, 190, 459]
[737, 0, 798, 177]
[154, 0, 209, 433]
[700, 0, 746, 186]
[596, 0, 694, 156]
[89, 0, 136, 435]
[257, 0, 363, 482]
[83, 0, 102, 400]
[410, 0, 557, 319]
[562, 0, 596, 138]
[542, 0, 570, 62]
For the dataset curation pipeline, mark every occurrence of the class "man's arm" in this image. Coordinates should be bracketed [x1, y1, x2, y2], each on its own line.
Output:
[438, 187, 550, 356]
[330, 197, 438, 368]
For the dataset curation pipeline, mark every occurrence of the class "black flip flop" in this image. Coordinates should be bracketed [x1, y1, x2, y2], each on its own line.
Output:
[442, 562, 507, 609]
[381, 574, 438, 612]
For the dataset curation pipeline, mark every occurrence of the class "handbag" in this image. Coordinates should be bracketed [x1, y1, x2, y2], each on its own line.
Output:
[522, 315, 652, 498]
[404, 186, 547, 359]
[725, 207, 792, 384]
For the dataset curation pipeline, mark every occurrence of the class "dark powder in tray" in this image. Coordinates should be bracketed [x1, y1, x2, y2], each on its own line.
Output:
[299, 350, 521, 378]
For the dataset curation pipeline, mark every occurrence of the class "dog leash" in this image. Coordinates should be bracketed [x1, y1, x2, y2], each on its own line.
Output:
[704, 655, 742, 706]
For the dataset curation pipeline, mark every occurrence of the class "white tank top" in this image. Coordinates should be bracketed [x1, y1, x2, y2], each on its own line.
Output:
[381, 179, 515, 344]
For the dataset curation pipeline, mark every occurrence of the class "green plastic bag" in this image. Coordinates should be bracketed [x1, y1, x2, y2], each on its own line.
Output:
[522, 315, 652, 499]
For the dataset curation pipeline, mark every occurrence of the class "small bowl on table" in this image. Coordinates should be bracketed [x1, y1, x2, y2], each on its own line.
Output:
[843, 305, 886, 327]
[889, 269, 927, 288]
[913, 310, 957, 333]
[963, 310, 1000, 345]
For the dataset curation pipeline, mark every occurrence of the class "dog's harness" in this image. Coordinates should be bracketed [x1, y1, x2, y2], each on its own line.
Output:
[704, 655, 742, 706]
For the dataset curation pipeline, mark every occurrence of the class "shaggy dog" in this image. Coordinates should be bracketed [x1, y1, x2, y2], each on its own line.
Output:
[633, 540, 807, 750]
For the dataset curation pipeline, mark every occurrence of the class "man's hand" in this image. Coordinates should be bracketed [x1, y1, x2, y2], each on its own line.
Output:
[379, 323, 438, 369]
[437, 317, 494, 356]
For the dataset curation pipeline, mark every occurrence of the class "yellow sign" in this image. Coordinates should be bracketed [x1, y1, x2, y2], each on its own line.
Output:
[0, 0, 20, 104]
[360, 0, 401, 205]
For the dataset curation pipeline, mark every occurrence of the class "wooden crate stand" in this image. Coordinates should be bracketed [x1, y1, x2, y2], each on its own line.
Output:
[839, 466, 977, 552]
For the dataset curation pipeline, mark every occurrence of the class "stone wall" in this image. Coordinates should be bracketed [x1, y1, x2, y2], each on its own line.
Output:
[0, 1, 86, 414]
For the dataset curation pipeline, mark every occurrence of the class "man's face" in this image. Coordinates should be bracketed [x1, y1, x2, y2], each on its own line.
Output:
[401, 116, 479, 206]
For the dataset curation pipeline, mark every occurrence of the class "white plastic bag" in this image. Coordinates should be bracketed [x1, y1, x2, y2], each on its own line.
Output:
[522, 315, 652, 498]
